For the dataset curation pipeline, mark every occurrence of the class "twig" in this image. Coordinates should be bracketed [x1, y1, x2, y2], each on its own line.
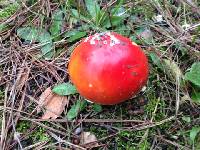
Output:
[0, 86, 8, 150]
[122, 116, 175, 131]
[155, 135, 191, 150]
[48, 131, 86, 150]
[20, 118, 146, 123]
[23, 141, 48, 150]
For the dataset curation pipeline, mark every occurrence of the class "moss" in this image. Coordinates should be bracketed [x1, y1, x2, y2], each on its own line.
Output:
[113, 130, 152, 149]
[0, 2, 20, 20]
[16, 120, 50, 143]
[30, 126, 50, 142]
[145, 93, 166, 121]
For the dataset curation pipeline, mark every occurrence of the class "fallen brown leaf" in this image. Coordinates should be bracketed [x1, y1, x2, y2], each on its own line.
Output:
[80, 132, 98, 148]
[37, 87, 52, 113]
[38, 87, 69, 119]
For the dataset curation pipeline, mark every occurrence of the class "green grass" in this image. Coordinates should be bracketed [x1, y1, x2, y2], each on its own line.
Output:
[0, 1, 19, 20]
[0, 0, 200, 149]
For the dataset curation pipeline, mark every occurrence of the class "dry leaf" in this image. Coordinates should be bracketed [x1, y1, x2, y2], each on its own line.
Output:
[37, 87, 52, 113]
[80, 132, 98, 148]
[38, 87, 69, 119]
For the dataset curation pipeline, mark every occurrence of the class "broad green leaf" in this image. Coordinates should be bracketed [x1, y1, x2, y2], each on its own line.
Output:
[111, 16, 125, 26]
[185, 62, 200, 87]
[112, 6, 126, 17]
[149, 52, 164, 70]
[39, 31, 53, 59]
[182, 116, 191, 123]
[64, 30, 81, 38]
[101, 6, 126, 28]
[191, 92, 200, 104]
[92, 104, 102, 112]
[70, 9, 89, 21]
[64, 30, 87, 42]
[102, 16, 125, 28]
[17, 27, 54, 59]
[85, 0, 100, 19]
[49, 9, 63, 39]
[67, 31, 86, 42]
[17, 27, 40, 41]
[41, 44, 53, 59]
[52, 83, 77, 96]
[111, 0, 124, 15]
[190, 126, 200, 143]
[67, 100, 87, 120]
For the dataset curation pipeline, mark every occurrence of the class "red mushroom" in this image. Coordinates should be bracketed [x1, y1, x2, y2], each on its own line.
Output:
[68, 32, 149, 105]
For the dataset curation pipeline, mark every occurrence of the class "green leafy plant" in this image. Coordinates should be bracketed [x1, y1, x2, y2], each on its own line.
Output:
[69, 0, 127, 30]
[182, 116, 191, 123]
[17, 27, 54, 59]
[64, 30, 87, 42]
[67, 100, 87, 120]
[49, 9, 63, 40]
[185, 62, 200, 87]
[191, 91, 200, 104]
[149, 52, 165, 71]
[16, 7, 87, 59]
[30, 126, 50, 142]
[92, 103, 102, 112]
[52, 82, 77, 96]
[185, 62, 200, 104]
[16, 120, 30, 133]
[190, 126, 200, 143]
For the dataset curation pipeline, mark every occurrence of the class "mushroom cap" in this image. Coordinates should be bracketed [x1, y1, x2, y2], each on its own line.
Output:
[68, 32, 149, 105]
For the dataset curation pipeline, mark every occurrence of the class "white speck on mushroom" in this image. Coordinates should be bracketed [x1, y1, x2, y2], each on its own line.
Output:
[90, 33, 99, 45]
[89, 32, 122, 46]
[84, 37, 90, 42]
[90, 37, 96, 45]
[122, 71, 125, 75]
[132, 42, 138, 46]
[107, 32, 120, 46]
[90, 33, 101, 45]
[103, 40, 107, 44]
[110, 40, 116, 47]
[89, 83, 93, 88]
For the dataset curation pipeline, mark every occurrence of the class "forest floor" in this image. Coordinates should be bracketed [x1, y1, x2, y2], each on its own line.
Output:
[0, 0, 200, 149]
